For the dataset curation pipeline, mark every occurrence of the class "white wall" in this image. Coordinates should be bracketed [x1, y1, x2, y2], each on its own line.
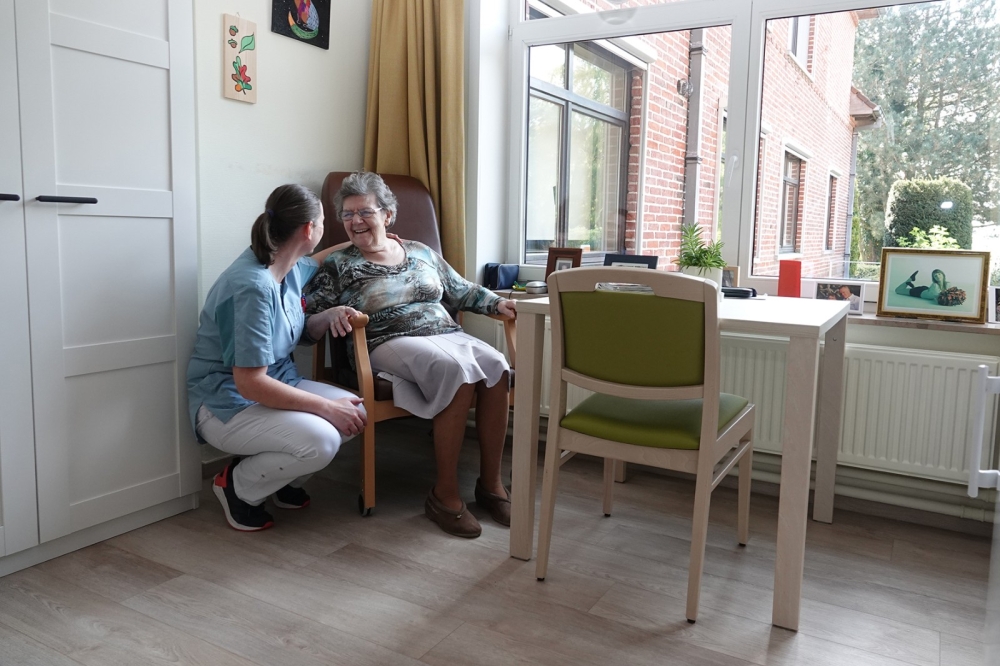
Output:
[464, 0, 511, 282]
[193, 1, 371, 301]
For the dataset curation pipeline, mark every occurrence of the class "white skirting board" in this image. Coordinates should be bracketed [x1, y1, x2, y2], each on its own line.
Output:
[0, 494, 198, 578]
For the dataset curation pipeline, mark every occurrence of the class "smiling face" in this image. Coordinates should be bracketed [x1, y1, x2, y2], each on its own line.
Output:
[341, 193, 391, 252]
[838, 285, 852, 299]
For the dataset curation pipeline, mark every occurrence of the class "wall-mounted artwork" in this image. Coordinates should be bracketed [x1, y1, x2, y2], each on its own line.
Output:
[223, 14, 257, 104]
[271, 0, 330, 50]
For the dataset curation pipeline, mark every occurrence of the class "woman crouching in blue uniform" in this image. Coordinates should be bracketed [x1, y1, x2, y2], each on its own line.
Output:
[187, 184, 366, 531]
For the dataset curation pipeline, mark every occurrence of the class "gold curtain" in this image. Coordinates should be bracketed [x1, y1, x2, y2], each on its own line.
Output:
[365, 0, 466, 274]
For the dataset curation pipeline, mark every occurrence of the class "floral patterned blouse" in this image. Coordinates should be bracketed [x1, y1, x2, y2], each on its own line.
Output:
[304, 240, 502, 359]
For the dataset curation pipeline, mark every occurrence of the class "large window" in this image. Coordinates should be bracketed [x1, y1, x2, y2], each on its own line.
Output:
[524, 40, 630, 263]
[508, 0, 1000, 293]
[750, 1, 1000, 286]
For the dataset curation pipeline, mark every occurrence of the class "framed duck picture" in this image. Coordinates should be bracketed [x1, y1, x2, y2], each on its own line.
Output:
[876, 247, 990, 324]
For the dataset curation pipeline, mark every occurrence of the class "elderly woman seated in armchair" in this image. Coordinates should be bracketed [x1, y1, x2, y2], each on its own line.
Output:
[304, 172, 516, 538]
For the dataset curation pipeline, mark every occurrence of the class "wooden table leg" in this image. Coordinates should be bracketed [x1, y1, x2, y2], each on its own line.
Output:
[772, 334, 821, 631]
[510, 311, 545, 560]
[813, 315, 847, 524]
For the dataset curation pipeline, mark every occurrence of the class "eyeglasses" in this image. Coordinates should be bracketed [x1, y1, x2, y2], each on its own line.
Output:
[340, 208, 381, 221]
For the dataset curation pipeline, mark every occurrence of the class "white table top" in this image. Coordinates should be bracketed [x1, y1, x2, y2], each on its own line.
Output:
[516, 295, 848, 339]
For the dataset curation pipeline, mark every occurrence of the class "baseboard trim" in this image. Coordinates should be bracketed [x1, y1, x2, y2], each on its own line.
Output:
[0, 494, 199, 577]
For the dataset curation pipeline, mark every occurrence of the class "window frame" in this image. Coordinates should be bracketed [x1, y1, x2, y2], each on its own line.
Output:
[506, 0, 754, 270]
[524, 40, 632, 264]
[779, 152, 803, 253]
[506, 0, 941, 297]
[824, 172, 839, 252]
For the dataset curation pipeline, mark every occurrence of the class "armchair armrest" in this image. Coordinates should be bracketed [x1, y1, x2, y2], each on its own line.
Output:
[486, 314, 516, 369]
[348, 315, 377, 402]
[311, 313, 371, 385]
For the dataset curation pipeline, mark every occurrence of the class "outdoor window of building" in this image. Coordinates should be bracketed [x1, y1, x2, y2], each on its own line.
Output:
[525, 38, 631, 264]
[825, 175, 838, 251]
[750, 2, 999, 285]
[788, 16, 812, 71]
[780, 153, 802, 253]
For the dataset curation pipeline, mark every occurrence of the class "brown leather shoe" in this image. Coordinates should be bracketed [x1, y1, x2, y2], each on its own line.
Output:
[474, 478, 511, 527]
[425, 489, 482, 538]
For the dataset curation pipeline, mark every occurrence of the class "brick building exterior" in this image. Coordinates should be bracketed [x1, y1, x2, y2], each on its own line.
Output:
[541, 2, 870, 279]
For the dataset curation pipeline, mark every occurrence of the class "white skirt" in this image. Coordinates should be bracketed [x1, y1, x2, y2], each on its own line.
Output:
[369, 331, 510, 419]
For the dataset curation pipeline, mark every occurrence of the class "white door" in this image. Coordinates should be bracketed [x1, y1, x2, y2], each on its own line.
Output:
[14, 0, 200, 542]
[0, 0, 39, 557]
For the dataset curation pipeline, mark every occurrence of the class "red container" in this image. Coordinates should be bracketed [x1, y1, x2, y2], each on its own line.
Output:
[777, 259, 802, 297]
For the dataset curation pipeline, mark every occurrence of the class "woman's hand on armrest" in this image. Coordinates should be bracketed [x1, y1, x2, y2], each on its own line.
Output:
[306, 305, 365, 340]
[496, 299, 517, 320]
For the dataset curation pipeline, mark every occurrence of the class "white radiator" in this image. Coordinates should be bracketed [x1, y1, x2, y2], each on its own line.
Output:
[837, 345, 998, 483]
[718, 337, 998, 484]
[467, 315, 998, 485]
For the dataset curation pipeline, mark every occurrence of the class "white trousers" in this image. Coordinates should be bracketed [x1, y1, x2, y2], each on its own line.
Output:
[196, 379, 362, 505]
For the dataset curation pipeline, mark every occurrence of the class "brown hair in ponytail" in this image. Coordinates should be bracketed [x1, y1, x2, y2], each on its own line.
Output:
[250, 184, 322, 266]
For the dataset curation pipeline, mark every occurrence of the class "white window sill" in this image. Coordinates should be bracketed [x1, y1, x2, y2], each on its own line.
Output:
[786, 50, 815, 81]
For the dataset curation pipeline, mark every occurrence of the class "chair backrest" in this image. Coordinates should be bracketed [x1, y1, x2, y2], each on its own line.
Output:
[547, 267, 721, 437]
[318, 172, 442, 254]
[314, 172, 443, 390]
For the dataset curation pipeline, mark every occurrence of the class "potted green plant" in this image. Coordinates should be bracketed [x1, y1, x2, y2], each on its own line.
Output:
[674, 223, 726, 286]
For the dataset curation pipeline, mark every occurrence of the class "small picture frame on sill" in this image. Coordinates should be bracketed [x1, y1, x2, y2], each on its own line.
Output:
[990, 286, 1000, 324]
[545, 247, 583, 279]
[816, 281, 865, 315]
[722, 266, 739, 288]
[603, 253, 658, 269]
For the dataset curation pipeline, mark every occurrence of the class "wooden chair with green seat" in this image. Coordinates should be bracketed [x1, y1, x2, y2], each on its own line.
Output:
[311, 171, 516, 516]
[534, 267, 755, 623]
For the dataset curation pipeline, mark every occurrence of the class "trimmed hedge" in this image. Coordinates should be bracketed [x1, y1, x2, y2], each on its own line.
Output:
[883, 177, 973, 249]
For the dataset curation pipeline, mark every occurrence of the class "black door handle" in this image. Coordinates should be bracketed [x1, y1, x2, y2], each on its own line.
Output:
[0, 193, 19, 201]
[36, 195, 98, 204]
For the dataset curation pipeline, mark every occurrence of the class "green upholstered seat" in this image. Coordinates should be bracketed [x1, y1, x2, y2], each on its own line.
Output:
[560, 393, 750, 450]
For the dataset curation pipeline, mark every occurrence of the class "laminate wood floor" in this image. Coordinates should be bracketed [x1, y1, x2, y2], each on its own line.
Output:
[4, 419, 993, 666]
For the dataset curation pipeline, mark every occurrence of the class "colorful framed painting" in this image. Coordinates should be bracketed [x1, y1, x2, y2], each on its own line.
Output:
[876, 248, 990, 324]
[223, 14, 257, 104]
[545, 247, 583, 279]
[271, 0, 330, 50]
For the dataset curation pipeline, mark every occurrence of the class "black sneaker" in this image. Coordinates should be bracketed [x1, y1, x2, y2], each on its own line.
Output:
[271, 484, 310, 509]
[213, 458, 274, 532]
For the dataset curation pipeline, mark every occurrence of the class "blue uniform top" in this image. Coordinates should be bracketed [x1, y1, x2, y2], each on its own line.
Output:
[186, 247, 319, 438]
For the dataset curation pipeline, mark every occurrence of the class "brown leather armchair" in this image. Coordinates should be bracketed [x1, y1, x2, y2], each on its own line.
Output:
[311, 171, 515, 516]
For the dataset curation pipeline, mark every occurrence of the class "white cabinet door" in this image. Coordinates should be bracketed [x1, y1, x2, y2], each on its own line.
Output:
[0, 0, 39, 556]
[15, 0, 200, 542]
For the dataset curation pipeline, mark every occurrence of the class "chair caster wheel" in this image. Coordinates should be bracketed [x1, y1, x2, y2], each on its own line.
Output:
[358, 494, 373, 517]
[604, 513, 611, 517]
[738, 542, 747, 547]
[537, 577, 545, 581]
[687, 619, 696, 624]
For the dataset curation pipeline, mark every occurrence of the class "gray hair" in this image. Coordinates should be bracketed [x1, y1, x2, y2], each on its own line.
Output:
[334, 172, 399, 228]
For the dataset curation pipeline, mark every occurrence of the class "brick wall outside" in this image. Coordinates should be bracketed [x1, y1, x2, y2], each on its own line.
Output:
[539, 3, 860, 278]
[752, 14, 860, 278]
